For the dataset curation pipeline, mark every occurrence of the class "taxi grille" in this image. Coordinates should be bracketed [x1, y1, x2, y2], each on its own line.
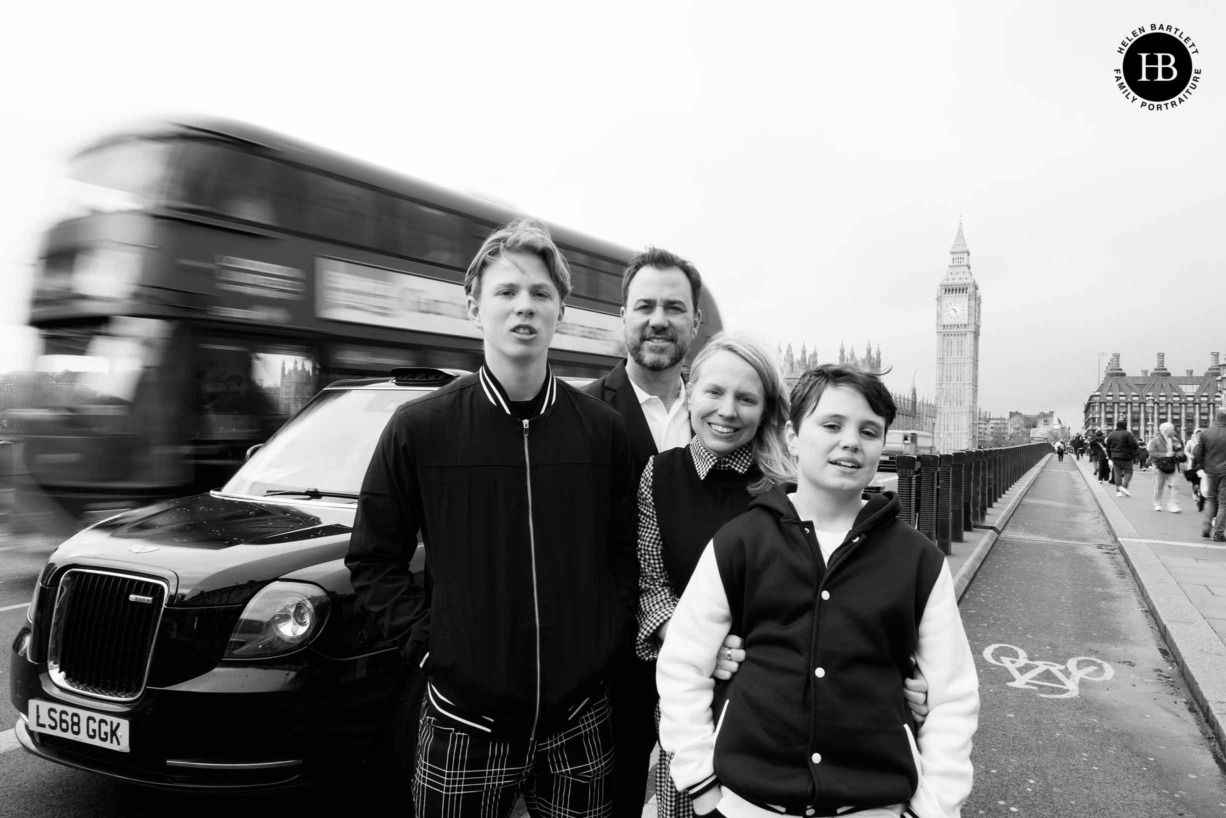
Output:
[48, 568, 167, 701]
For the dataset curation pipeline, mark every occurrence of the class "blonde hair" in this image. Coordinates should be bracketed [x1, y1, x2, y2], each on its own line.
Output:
[688, 331, 791, 494]
[464, 218, 572, 301]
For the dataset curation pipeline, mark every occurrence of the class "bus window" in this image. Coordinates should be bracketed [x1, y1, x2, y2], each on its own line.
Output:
[164, 141, 283, 226]
[566, 250, 623, 305]
[385, 198, 465, 268]
[196, 342, 316, 442]
[252, 349, 318, 417]
[60, 138, 174, 219]
[303, 172, 376, 246]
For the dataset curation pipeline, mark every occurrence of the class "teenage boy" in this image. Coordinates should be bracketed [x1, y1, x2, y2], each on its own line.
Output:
[657, 364, 979, 818]
[347, 219, 638, 818]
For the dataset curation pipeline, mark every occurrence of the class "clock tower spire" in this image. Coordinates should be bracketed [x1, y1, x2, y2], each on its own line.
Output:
[935, 220, 982, 452]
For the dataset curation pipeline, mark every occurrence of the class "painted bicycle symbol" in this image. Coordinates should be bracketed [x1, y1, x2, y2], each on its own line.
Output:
[982, 643, 1114, 699]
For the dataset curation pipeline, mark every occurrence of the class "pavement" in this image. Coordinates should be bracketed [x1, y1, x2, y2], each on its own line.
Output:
[1067, 454, 1226, 758]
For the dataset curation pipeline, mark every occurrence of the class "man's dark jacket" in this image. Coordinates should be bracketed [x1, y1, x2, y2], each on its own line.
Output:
[582, 358, 682, 818]
[1201, 417, 1226, 475]
[346, 367, 638, 739]
[1105, 428, 1139, 461]
[582, 359, 663, 484]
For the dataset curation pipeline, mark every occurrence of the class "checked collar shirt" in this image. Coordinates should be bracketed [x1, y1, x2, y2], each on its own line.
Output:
[635, 437, 754, 660]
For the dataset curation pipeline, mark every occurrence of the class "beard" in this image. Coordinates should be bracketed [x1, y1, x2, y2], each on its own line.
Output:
[627, 329, 691, 372]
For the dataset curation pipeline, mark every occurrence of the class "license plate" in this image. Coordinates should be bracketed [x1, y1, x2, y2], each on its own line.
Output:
[28, 701, 129, 753]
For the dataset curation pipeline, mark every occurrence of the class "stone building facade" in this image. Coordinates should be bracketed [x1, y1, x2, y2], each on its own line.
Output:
[1083, 352, 1223, 440]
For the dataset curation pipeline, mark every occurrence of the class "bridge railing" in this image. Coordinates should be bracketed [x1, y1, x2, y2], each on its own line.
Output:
[892, 443, 1049, 556]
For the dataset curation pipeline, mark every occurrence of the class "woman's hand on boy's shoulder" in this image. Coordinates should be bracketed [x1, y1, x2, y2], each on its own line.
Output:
[905, 662, 930, 723]
[713, 634, 746, 680]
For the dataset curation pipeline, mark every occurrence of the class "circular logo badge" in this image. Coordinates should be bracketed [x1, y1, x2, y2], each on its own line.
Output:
[1121, 32, 1193, 101]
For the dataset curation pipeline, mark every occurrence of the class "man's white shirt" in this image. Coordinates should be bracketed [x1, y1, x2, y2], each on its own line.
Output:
[630, 377, 691, 452]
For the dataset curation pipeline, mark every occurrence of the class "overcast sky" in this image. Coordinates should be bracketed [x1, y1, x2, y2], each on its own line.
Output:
[1, 0, 1222, 432]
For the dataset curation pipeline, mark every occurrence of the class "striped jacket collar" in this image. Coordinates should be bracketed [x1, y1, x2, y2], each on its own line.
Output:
[478, 365, 559, 417]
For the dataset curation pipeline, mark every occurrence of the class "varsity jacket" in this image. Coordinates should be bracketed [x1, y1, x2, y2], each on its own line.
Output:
[657, 488, 979, 818]
[346, 366, 638, 739]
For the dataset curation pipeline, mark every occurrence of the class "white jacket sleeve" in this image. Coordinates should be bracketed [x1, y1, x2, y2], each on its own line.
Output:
[656, 543, 733, 795]
[908, 561, 980, 818]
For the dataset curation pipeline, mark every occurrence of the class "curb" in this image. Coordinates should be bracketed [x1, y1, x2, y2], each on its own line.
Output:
[1072, 459, 1226, 755]
[952, 454, 1051, 601]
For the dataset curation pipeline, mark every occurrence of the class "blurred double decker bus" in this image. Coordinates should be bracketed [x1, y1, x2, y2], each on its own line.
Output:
[19, 117, 722, 525]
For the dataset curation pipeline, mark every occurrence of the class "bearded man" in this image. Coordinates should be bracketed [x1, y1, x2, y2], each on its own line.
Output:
[583, 247, 703, 818]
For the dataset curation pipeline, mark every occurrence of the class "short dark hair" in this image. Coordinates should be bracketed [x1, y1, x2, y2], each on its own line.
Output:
[621, 247, 702, 310]
[464, 218, 572, 301]
[789, 363, 897, 431]
[1116, 420, 1127, 429]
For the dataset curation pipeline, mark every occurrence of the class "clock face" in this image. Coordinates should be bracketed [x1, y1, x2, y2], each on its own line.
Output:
[943, 299, 967, 323]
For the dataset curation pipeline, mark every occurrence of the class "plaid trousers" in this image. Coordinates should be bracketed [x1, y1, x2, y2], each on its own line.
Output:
[414, 684, 615, 818]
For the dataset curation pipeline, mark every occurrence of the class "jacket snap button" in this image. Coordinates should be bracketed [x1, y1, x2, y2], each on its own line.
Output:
[810, 752, 822, 764]
[814, 667, 825, 678]
[821, 590, 830, 601]
[805, 810, 816, 817]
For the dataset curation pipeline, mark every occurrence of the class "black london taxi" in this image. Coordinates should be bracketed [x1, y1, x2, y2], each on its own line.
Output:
[8, 368, 463, 791]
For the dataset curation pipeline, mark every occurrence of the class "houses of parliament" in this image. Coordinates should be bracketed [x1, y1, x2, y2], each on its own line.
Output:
[778, 340, 937, 433]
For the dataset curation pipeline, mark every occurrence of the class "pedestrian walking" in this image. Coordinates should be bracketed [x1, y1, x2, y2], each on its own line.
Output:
[1147, 421, 1185, 513]
[1055, 440, 1066, 462]
[1105, 420, 1139, 497]
[1199, 411, 1226, 542]
[657, 364, 979, 818]
[1088, 429, 1110, 483]
[1186, 428, 1205, 511]
[347, 219, 638, 818]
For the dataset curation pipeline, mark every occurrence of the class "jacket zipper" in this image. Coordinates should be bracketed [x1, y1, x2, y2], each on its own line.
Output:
[523, 419, 542, 739]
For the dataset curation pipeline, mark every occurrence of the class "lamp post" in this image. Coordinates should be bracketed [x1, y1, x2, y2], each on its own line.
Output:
[1145, 393, 1155, 443]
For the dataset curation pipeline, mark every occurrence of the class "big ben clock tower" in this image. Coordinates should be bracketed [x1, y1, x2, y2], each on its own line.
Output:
[935, 221, 982, 452]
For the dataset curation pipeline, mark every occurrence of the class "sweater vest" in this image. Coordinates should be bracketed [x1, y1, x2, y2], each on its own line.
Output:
[651, 446, 758, 594]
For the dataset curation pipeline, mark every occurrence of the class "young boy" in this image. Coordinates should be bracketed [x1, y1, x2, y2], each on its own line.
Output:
[657, 363, 979, 818]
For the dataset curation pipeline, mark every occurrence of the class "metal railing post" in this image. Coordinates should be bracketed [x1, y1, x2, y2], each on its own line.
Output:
[936, 453, 952, 555]
[896, 454, 917, 528]
[917, 454, 939, 545]
[951, 450, 967, 542]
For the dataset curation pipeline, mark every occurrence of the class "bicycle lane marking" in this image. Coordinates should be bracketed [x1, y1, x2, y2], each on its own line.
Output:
[982, 643, 1114, 699]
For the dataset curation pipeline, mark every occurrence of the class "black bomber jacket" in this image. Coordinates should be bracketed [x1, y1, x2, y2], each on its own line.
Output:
[346, 366, 638, 739]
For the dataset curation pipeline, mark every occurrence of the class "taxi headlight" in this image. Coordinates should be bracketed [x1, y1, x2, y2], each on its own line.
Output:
[27, 580, 42, 624]
[224, 582, 330, 658]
